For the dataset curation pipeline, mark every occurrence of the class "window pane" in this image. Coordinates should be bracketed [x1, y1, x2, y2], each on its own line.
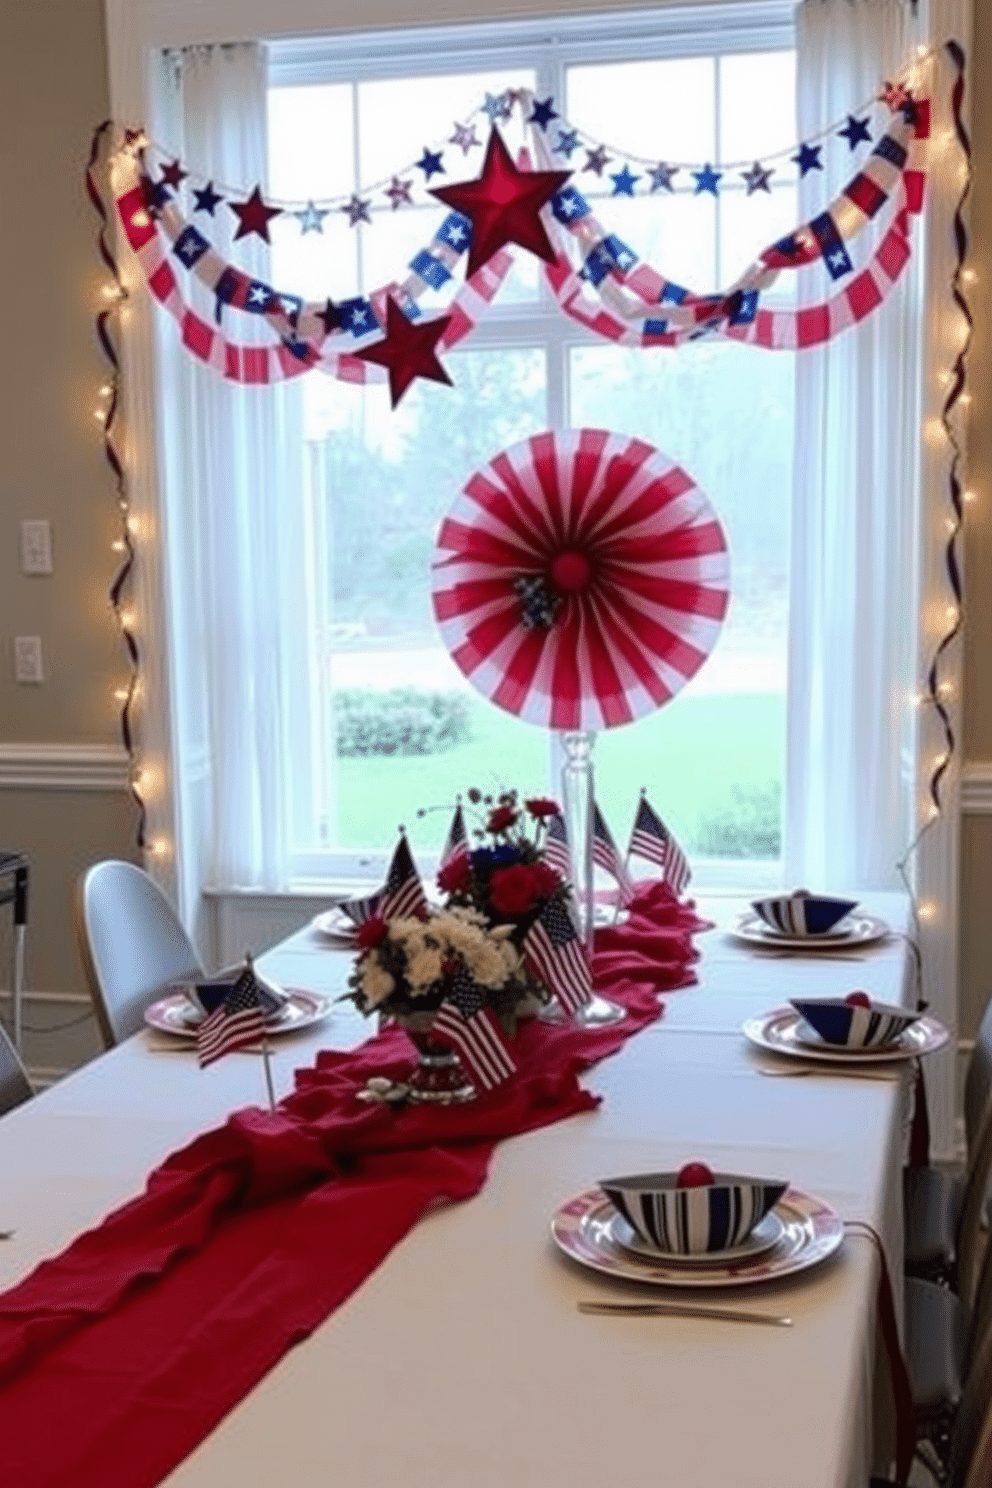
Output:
[569, 341, 791, 859]
[567, 57, 715, 162]
[718, 183, 798, 294]
[303, 347, 550, 854]
[719, 51, 796, 167]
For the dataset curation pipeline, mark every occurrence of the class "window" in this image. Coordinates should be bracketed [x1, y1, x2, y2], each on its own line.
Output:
[263, 10, 796, 883]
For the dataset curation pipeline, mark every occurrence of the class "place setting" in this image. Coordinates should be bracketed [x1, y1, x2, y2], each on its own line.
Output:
[744, 988, 949, 1074]
[552, 1161, 845, 1319]
[143, 964, 334, 1047]
[731, 890, 891, 958]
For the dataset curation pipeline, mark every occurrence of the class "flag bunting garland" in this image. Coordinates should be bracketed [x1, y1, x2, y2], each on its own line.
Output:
[100, 55, 945, 397]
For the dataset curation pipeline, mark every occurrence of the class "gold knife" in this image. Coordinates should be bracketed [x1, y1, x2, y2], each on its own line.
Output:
[578, 1300, 792, 1327]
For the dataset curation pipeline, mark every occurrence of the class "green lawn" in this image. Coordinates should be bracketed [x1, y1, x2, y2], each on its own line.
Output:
[333, 691, 784, 857]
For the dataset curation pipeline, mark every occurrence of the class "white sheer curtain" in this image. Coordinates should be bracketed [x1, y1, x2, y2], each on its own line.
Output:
[785, 0, 924, 891]
[155, 44, 305, 892]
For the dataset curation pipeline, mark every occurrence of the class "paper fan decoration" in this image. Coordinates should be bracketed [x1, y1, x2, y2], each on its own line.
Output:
[431, 428, 730, 731]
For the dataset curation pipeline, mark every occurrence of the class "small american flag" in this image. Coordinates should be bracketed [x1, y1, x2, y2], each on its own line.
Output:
[592, 802, 635, 905]
[433, 966, 517, 1090]
[543, 811, 571, 881]
[380, 833, 429, 921]
[523, 897, 592, 1015]
[440, 802, 469, 870]
[197, 962, 268, 1068]
[629, 794, 691, 895]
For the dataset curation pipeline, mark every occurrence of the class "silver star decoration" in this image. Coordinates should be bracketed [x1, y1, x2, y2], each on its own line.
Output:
[343, 194, 372, 227]
[482, 92, 512, 123]
[384, 176, 414, 210]
[648, 161, 679, 193]
[449, 121, 480, 155]
[583, 145, 611, 175]
[741, 161, 774, 195]
[294, 200, 330, 233]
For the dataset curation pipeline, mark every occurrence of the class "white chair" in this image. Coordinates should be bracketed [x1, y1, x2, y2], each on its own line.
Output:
[0, 1021, 32, 1115]
[74, 860, 204, 1047]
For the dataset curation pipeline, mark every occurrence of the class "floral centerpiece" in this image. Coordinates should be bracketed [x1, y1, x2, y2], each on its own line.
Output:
[346, 790, 576, 1100]
[436, 788, 569, 944]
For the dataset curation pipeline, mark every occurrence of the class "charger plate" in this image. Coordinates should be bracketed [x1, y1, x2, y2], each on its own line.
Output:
[551, 1185, 843, 1288]
[743, 1007, 949, 1065]
[145, 989, 332, 1040]
[732, 912, 889, 951]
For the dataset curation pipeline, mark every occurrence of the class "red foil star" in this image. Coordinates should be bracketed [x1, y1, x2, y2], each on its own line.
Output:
[355, 296, 454, 408]
[430, 128, 571, 279]
[230, 186, 282, 242]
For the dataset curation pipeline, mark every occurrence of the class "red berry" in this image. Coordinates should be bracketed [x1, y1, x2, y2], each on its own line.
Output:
[845, 991, 871, 1008]
[676, 1161, 714, 1188]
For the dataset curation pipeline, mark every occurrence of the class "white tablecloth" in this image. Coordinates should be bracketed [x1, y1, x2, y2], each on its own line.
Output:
[0, 893, 913, 1488]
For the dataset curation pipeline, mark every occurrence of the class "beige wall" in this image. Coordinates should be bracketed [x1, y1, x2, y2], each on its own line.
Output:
[2, 0, 991, 1076]
[0, 0, 135, 1077]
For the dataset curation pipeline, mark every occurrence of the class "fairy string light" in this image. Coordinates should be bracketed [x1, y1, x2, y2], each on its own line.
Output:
[895, 39, 972, 991]
[86, 120, 146, 849]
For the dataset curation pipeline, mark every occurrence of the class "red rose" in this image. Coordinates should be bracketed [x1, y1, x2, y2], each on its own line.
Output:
[487, 804, 518, 834]
[531, 861, 563, 898]
[525, 796, 561, 819]
[355, 914, 389, 950]
[489, 864, 542, 916]
[437, 852, 473, 895]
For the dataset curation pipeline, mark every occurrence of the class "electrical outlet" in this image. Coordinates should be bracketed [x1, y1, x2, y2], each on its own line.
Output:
[14, 636, 44, 684]
[20, 520, 53, 575]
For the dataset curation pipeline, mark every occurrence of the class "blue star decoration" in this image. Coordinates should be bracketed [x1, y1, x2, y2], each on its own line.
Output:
[648, 161, 678, 193]
[193, 180, 223, 215]
[610, 165, 639, 196]
[482, 92, 512, 124]
[692, 162, 721, 195]
[528, 96, 558, 130]
[554, 128, 580, 159]
[416, 147, 445, 180]
[838, 113, 871, 150]
[294, 201, 329, 233]
[792, 142, 822, 176]
[741, 161, 774, 195]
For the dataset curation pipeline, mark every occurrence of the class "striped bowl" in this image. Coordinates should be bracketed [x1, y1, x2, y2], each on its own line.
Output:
[599, 1171, 789, 1256]
[790, 996, 920, 1049]
[752, 891, 858, 937]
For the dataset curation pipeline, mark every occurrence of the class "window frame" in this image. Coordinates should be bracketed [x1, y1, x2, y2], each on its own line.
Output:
[265, 11, 795, 886]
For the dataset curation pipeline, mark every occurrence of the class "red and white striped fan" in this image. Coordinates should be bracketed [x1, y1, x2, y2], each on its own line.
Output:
[431, 428, 730, 731]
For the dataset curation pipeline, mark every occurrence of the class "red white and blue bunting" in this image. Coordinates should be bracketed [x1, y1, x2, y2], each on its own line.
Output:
[105, 70, 933, 401]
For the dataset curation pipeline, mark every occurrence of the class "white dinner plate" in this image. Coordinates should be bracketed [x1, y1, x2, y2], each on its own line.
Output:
[551, 1186, 843, 1288]
[145, 988, 332, 1039]
[743, 1006, 949, 1065]
[311, 908, 360, 946]
[732, 912, 889, 951]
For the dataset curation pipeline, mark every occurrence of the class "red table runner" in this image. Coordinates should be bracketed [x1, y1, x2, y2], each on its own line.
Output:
[0, 886, 705, 1488]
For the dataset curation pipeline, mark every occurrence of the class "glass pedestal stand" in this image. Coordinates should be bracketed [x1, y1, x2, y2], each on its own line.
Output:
[557, 730, 624, 1028]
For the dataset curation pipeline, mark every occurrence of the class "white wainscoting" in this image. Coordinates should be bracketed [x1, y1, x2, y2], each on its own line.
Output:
[0, 743, 131, 791]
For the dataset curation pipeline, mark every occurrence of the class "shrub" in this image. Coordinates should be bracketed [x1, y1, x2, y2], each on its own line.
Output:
[696, 782, 781, 858]
[335, 689, 472, 757]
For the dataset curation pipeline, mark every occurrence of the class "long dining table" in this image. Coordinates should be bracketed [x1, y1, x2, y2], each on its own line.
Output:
[0, 891, 914, 1487]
